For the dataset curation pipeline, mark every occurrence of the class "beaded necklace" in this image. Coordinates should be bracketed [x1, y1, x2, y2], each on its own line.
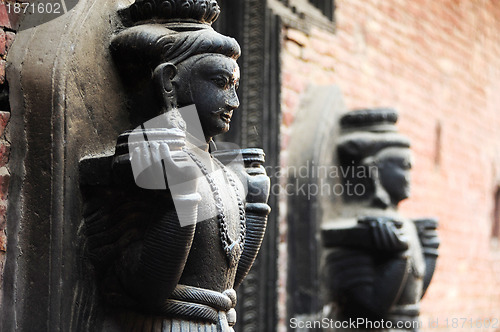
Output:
[183, 148, 246, 266]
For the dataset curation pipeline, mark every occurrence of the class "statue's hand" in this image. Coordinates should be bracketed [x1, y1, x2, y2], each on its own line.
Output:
[413, 218, 440, 255]
[123, 129, 200, 193]
[245, 165, 271, 204]
[359, 216, 409, 252]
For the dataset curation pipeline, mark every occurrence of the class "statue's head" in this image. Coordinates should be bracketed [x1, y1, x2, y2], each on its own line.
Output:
[337, 108, 411, 208]
[367, 146, 413, 205]
[111, 0, 241, 141]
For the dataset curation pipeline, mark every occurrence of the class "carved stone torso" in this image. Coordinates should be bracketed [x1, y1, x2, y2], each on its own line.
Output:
[398, 219, 425, 289]
[103, 147, 246, 332]
[179, 143, 246, 292]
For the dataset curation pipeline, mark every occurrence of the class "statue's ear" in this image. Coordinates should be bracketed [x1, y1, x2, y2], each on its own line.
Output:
[153, 63, 178, 110]
[361, 156, 376, 167]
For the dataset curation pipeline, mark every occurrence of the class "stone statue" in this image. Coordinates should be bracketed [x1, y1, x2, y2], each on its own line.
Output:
[80, 1, 270, 331]
[321, 109, 439, 331]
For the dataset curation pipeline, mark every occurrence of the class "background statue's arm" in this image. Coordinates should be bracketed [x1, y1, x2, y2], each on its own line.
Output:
[413, 218, 440, 297]
[323, 248, 409, 319]
[322, 218, 410, 318]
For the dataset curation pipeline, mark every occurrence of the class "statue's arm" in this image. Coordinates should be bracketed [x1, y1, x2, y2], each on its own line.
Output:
[323, 247, 409, 319]
[118, 200, 197, 310]
[322, 218, 410, 319]
[234, 164, 271, 288]
[413, 218, 440, 298]
[110, 135, 201, 311]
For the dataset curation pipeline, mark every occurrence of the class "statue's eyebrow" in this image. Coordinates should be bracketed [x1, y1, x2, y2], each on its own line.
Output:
[205, 68, 239, 82]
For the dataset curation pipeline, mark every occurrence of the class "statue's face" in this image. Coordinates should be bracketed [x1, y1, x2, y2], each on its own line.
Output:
[376, 148, 412, 204]
[175, 54, 240, 140]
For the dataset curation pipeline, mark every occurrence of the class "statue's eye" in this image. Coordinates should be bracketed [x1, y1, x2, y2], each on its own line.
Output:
[402, 161, 412, 170]
[212, 76, 229, 88]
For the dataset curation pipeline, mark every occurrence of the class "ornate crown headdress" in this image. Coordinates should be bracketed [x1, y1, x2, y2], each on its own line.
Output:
[340, 108, 399, 133]
[337, 108, 410, 162]
[119, 0, 221, 26]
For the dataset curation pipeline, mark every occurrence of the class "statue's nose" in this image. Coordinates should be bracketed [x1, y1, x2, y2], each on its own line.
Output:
[227, 90, 240, 110]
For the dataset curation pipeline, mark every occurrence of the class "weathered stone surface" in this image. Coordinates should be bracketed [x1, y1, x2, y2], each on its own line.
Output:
[2, 1, 132, 331]
[5, 31, 14, 53]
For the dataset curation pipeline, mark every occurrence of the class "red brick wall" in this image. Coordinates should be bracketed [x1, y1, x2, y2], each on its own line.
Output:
[0, 0, 19, 306]
[280, 0, 500, 329]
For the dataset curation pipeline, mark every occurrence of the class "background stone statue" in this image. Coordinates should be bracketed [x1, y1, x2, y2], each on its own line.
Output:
[321, 109, 439, 331]
[80, 1, 271, 331]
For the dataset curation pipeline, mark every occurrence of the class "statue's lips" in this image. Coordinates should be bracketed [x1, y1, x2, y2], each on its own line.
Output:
[220, 110, 233, 123]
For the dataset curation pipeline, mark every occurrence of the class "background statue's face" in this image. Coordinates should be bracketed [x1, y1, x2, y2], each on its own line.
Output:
[175, 54, 240, 140]
[376, 148, 413, 204]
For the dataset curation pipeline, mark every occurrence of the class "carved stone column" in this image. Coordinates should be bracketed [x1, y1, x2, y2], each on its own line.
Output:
[2, 1, 130, 331]
[285, 86, 346, 328]
[216, 2, 282, 331]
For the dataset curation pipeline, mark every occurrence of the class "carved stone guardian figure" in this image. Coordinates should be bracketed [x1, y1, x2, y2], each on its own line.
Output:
[80, 1, 271, 331]
[321, 109, 439, 331]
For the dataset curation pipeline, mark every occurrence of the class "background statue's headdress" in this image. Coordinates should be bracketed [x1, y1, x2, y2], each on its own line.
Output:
[337, 108, 410, 164]
[337, 108, 412, 207]
[118, 0, 221, 27]
[340, 108, 399, 133]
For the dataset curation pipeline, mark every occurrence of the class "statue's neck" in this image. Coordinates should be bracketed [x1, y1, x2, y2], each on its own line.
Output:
[371, 194, 400, 210]
[186, 132, 210, 152]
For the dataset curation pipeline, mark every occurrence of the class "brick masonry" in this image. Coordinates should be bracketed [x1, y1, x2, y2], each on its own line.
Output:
[279, 0, 500, 330]
[0, 0, 19, 309]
